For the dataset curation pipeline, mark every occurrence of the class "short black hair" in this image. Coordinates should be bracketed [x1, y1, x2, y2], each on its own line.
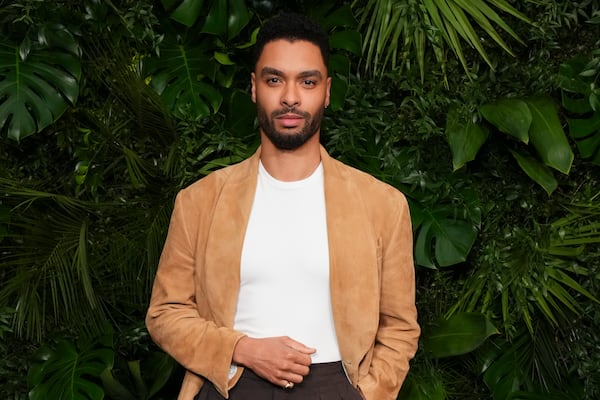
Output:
[253, 12, 330, 69]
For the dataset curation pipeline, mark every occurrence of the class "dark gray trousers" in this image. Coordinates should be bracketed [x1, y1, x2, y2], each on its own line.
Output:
[194, 361, 363, 400]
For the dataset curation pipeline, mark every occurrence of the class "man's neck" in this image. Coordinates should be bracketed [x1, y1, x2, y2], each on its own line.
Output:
[259, 133, 321, 182]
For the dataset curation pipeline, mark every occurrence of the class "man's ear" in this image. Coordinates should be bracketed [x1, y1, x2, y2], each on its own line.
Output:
[251, 72, 257, 103]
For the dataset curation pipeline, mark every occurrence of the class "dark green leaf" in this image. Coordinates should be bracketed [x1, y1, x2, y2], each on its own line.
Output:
[145, 42, 222, 118]
[127, 360, 147, 399]
[561, 92, 591, 114]
[0, 26, 81, 140]
[226, 89, 256, 137]
[203, 0, 250, 40]
[525, 97, 574, 174]
[28, 337, 113, 400]
[162, 0, 204, 28]
[398, 373, 446, 400]
[322, 5, 356, 28]
[480, 98, 531, 143]
[435, 220, 478, 265]
[329, 53, 350, 75]
[329, 30, 362, 56]
[423, 312, 498, 358]
[446, 107, 489, 170]
[146, 352, 176, 396]
[482, 340, 526, 399]
[568, 112, 600, 164]
[226, 0, 251, 40]
[330, 75, 348, 112]
[510, 150, 558, 195]
[100, 368, 136, 400]
[559, 55, 594, 95]
[412, 203, 478, 268]
[0, 204, 9, 241]
[38, 23, 81, 57]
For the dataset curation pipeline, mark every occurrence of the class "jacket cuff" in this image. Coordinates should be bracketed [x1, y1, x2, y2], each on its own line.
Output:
[212, 333, 246, 397]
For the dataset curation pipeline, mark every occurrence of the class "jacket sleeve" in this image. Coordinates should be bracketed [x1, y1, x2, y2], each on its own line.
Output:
[145, 190, 245, 396]
[359, 193, 420, 400]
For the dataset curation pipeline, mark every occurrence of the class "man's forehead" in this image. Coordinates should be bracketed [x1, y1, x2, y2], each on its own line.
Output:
[256, 39, 327, 73]
[259, 66, 323, 78]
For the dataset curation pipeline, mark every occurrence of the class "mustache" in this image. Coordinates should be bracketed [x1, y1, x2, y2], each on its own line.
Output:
[271, 108, 310, 118]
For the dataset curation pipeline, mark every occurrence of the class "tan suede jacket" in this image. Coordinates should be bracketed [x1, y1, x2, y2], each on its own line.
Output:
[146, 146, 420, 400]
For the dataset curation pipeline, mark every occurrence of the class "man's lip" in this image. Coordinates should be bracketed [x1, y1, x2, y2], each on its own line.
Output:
[276, 113, 304, 127]
[276, 113, 303, 119]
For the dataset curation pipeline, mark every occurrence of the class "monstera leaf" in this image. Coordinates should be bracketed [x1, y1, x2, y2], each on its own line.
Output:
[101, 351, 176, 400]
[0, 24, 81, 141]
[144, 41, 223, 119]
[412, 202, 479, 268]
[28, 336, 113, 400]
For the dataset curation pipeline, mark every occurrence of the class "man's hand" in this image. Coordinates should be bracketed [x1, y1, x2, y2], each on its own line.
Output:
[232, 336, 315, 388]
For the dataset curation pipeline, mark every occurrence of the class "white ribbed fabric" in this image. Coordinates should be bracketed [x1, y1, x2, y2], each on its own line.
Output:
[234, 161, 341, 363]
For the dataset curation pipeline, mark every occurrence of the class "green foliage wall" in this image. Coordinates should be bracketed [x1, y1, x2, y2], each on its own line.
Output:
[1, 1, 599, 399]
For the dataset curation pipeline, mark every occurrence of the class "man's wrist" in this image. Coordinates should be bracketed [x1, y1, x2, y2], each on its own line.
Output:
[232, 335, 251, 366]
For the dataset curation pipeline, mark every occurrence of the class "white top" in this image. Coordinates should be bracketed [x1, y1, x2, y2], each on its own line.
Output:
[234, 161, 341, 363]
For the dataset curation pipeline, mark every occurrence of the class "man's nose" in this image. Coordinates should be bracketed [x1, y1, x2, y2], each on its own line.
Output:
[281, 83, 300, 108]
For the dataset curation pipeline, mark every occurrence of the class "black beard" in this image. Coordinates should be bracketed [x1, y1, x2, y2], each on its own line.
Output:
[257, 105, 324, 151]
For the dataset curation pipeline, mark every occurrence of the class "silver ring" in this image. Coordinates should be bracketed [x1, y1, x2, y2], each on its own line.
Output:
[284, 381, 293, 390]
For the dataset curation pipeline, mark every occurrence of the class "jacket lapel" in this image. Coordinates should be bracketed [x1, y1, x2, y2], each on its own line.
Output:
[321, 147, 380, 365]
[203, 149, 260, 328]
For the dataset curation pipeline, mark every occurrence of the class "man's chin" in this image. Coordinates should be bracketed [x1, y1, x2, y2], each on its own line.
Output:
[265, 132, 312, 151]
[275, 124, 304, 135]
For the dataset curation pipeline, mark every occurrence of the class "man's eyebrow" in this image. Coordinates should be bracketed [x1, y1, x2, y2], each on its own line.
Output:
[260, 67, 323, 79]
[260, 67, 284, 77]
[298, 70, 323, 79]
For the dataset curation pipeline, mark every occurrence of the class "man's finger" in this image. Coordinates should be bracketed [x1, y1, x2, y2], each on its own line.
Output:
[288, 363, 310, 377]
[283, 337, 316, 354]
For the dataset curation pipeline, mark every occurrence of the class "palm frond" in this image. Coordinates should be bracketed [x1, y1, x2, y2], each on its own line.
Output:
[478, 323, 581, 396]
[448, 197, 600, 337]
[0, 199, 106, 340]
[354, 0, 531, 80]
[0, 169, 175, 340]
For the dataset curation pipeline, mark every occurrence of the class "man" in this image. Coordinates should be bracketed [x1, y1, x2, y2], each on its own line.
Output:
[146, 12, 420, 400]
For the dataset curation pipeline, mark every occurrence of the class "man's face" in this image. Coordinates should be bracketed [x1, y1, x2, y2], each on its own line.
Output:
[251, 39, 331, 151]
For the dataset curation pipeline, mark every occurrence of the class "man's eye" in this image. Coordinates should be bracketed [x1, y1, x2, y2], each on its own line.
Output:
[303, 80, 316, 86]
[267, 77, 280, 84]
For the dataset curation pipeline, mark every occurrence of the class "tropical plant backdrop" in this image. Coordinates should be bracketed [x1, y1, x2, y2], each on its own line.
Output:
[1, 0, 599, 399]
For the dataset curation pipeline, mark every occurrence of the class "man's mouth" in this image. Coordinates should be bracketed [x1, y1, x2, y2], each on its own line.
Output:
[276, 113, 304, 128]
